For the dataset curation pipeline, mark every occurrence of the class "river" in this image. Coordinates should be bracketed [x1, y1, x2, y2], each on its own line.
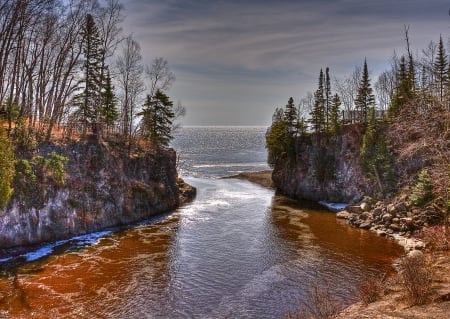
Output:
[0, 127, 403, 318]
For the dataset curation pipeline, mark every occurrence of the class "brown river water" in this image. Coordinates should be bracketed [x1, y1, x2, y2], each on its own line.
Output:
[0, 177, 403, 318]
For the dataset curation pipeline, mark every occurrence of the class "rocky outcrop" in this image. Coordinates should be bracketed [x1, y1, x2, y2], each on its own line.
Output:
[335, 196, 446, 250]
[272, 124, 370, 203]
[0, 140, 195, 248]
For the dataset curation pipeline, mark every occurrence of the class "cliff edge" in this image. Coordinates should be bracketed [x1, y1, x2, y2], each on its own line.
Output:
[272, 124, 369, 203]
[0, 140, 195, 248]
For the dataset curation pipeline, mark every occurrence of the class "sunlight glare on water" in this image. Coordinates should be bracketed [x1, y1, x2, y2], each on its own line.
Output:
[0, 127, 403, 318]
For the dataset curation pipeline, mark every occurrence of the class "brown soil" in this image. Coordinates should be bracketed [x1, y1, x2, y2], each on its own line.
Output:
[224, 170, 274, 188]
[337, 250, 450, 319]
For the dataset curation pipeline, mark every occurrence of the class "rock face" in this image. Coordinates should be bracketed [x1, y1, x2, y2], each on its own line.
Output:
[272, 124, 370, 203]
[0, 140, 193, 248]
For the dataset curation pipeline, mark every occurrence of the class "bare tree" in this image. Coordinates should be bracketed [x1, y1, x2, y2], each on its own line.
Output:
[375, 70, 395, 111]
[334, 65, 361, 111]
[115, 35, 144, 139]
[145, 57, 175, 97]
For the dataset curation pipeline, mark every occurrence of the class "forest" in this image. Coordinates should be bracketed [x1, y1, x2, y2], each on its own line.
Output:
[266, 27, 450, 209]
[0, 0, 185, 209]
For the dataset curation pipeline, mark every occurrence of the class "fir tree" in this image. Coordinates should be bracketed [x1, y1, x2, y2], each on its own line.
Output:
[266, 108, 291, 167]
[284, 97, 298, 136]
[101, 67, 118, 131]
[139, 89, 175, 147]
[329, 93, 342, 135]
[74, 14, 104, 137]
[309, 69, 326, 134]
[325, 67, 331, 130]
[354, 59, 375, 123]
[360, 108, 395, 194]
[388, 56, 415, 117]
[434, 35, 448, 103]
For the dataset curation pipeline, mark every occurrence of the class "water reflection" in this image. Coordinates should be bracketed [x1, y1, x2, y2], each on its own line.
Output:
[0, 178, 403, 318]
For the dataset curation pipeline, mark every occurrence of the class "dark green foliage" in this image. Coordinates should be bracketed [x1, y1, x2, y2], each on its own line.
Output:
[434, 35, 448, 102]
[309, 69, 326, 134]
[410, 169, 433, 206]
[360, 108, 395, 194]
[388, 56, 416, 117]
[139, 89, 175, 147]
[73, 14, 105, 136]
[101, 68, 118, 129]
[33, 152, 69, 187]
[266, 108, 292, 167]
[266, 96, 305, 167]
[329, 94, 342, 135]
[0, 130, 15, 209]
[355, 59, 375, 123]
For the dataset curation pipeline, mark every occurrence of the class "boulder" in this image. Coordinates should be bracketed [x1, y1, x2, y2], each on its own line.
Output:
[336, 210, 350, 219]
[389, 223, 401, 231]
[382, 213, 393, 222]
[359, 221, 372, 229]
[360, 202, 371, 212]
[347, 205, 363, 214]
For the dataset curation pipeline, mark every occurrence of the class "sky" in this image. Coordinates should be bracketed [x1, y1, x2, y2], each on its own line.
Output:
[121, 0, 450, 126]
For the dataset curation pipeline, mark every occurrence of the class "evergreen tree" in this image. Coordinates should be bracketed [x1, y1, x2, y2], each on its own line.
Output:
[266, 108, 291, 167]
[309, 69, 326, 134]
[434, 35, 448, 103]
[389, 55, 416, 117]
[325, 67, 331, 130]
[0, 129, 15, 209]
[360, 108, 395, 194]
[74, 14, 104, 137]
[284, 97, 298, 136]
[101, 67, 118, 131]
[354, 59, 375, 123]
[329, 93, 342, 135]
[139, 89, 175, 147]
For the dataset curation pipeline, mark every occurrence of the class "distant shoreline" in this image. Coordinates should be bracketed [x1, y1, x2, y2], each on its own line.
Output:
[224, 170, 274, 189]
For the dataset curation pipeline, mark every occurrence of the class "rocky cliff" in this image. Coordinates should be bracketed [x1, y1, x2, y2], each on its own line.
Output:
[0, 140, 194, 248]
[272, 124, 370, 203]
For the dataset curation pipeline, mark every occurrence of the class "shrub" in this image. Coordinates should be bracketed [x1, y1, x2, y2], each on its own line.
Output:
[286, 283, 343, 319]
[357, 273, 386, 305]
[0, 131, 15, 209]
[410, 169, 433, 206]
[399, 254, 433, 305]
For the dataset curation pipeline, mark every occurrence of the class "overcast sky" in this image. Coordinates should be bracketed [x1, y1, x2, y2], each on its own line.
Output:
[120, 0, 450, 126]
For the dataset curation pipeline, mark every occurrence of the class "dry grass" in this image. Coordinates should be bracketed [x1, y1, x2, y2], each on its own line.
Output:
[399, 253, 434, 305]
[286, 283, 343, 319]
[357, 273, 387, 305]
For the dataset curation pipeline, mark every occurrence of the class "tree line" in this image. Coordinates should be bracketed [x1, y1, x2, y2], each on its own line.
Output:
[266, 27, 450, 194]
[0, 0, 182, 149]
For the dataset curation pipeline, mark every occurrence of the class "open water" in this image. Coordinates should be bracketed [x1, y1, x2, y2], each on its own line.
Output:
[0, 126, 403, 318]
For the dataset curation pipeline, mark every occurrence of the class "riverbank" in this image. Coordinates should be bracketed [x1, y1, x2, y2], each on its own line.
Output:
[225, 170, 274, 188]
[234, 170, 450, 318]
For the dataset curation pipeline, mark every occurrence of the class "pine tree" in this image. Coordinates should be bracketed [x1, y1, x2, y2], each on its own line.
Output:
[325, 67, 331, 131]
[284, 97, 298, 136]
[354, 59, 375, 123]
[74, 13, 104, 137]
[309, 69, 326, 134]
[360, 108, 395, 194]
[388, 55, 416, 117]
[434, 35, 447, 103]
[329, 93, 342, 135]
[101, 67, 118, 131]
[139, 89, 175, 147]
[266, 108, 291, 167]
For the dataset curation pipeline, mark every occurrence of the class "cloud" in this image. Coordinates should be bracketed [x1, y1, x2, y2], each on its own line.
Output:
[120, 0, 450, 125]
